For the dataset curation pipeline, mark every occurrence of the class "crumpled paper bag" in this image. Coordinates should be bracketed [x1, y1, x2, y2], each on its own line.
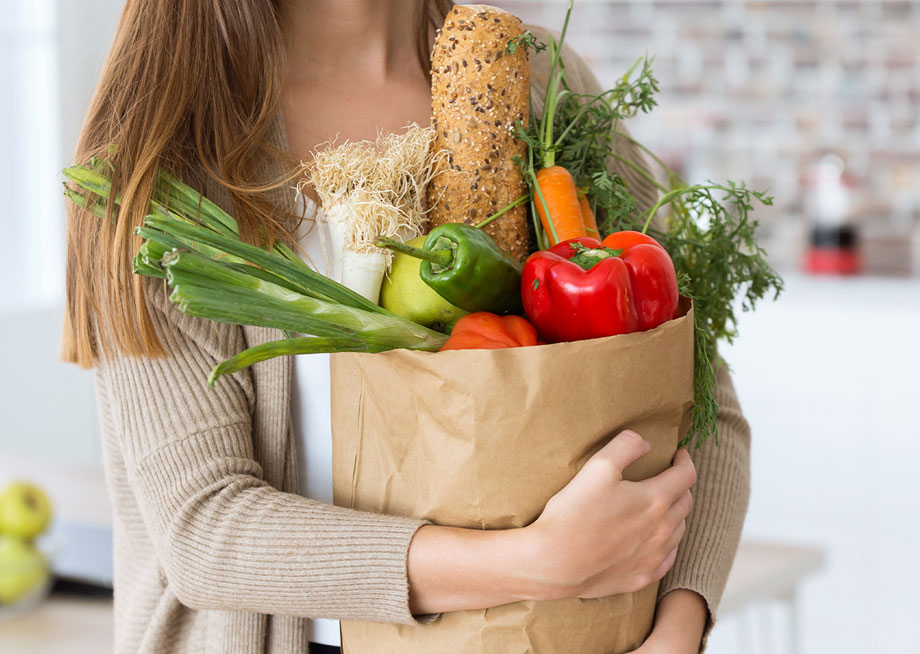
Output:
[330, 303, 694, 653]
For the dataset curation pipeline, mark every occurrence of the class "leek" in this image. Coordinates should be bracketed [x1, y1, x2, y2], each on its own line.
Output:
[63, 162, 449, 384]
[305, 124, 438, 303]
[208, 337, 382, 386]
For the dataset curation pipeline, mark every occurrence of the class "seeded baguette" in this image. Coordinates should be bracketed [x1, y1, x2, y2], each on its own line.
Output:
[428, 4, 531, 261]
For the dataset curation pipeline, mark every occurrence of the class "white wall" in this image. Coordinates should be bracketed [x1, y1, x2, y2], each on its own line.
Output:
[1, 308, 100, 464]
[0, 0, 123, 465]
[0, 0, 62, 311]
[709, 273, 920, 654]
[56, 0, 124, 168]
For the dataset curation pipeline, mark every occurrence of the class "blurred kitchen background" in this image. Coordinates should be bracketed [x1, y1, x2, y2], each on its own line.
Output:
[1, 0, 918, 652]
[503, 0, 920, 275]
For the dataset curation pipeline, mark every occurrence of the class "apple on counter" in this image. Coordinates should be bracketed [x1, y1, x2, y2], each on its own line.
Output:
[0, 535, 48, 604]
[0, 481, 52, 539]
[0, 481, 53, 607]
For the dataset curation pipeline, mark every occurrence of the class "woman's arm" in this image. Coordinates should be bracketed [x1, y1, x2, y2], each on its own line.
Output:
[528, 28, 753, 649]
[630, 590, 708, 654]
[408, 432, 697, 614]
[104, 283, 698, 623]
[654, 362, 751, 647]
[99, 286, 429, 624]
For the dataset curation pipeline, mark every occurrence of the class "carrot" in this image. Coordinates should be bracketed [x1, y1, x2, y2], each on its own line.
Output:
[578, 191, 600, 239]
[534, 166, 587, 246]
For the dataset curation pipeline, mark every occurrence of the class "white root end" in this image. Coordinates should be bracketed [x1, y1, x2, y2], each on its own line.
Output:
[304, 123, 442, 268]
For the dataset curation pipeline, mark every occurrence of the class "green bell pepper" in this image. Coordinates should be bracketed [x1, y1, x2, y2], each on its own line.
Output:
[376, 223, 523, 315]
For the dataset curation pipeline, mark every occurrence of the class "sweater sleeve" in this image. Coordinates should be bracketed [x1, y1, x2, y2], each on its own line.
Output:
[527, 26, 752, 648]
[95, 283, 430, 624]
[658, 361, 751, 649]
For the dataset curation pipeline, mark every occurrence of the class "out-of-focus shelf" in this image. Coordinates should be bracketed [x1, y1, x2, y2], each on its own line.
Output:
[721, 541, 825, 614]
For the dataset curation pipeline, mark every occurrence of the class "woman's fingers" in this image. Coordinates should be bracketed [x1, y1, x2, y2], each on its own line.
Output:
[644, 447, 697, 502]
[596, 430, 652, 479]
[531, 432, 697, 601]
[662, 517, 686, 555]
[667, 489, 693, 528]
[653, 545, 680, 582]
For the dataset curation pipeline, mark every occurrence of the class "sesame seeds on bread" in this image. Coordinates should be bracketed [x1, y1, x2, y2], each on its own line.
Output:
[428, 4, 531, 261]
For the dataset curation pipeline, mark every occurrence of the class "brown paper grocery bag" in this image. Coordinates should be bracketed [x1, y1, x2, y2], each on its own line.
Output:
[330, 303, 694, 654]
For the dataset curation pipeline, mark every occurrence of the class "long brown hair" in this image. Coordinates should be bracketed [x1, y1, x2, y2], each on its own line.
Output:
[63, 0, 453, 368]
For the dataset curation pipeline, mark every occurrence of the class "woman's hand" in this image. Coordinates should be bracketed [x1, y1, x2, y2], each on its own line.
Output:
[407, 430, 696, 614]
[522, 430, 697, 600]
[627, 589, 709, 654]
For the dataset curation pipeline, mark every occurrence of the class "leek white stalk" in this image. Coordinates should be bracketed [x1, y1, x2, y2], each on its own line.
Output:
[341, 249, 388, 302]
[322, 203, 351, 281]
[304, 124, 440, 304]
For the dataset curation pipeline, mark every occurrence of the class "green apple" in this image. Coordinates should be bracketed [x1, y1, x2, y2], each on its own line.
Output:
[0, 535, 49, 604]
[0, 482, 52, 539]
[380, 236, 468, 330]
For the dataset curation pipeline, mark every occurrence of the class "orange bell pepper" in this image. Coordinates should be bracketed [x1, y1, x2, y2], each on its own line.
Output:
[440, 312, 539, 351]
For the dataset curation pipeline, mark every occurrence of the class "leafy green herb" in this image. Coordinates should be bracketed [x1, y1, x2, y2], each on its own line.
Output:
[510, 0, 782, 446]
[506, 30, 547, 56]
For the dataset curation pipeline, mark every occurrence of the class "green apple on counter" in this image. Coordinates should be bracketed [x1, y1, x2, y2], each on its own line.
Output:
[0, 481, 52, 540]
[0, 535, 49, 604]
[380, 236, 468, 331]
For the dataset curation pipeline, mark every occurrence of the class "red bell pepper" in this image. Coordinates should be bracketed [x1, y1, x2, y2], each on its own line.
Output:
[521, 232, 679, 343]
[440, 312, 539, 351]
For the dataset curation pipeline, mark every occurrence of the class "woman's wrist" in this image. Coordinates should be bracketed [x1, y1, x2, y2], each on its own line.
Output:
[407, 523, 553, 615]
[644, 589, 709, 652]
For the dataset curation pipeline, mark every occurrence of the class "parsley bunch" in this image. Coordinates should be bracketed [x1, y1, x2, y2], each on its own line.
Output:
[512, 2, 782, 446]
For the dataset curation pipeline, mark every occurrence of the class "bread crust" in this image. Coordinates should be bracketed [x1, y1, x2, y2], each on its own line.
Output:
[428, 4, 530, 260]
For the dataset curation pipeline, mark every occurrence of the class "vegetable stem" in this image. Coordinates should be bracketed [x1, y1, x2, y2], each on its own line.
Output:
[473, 194, 529, 229]
[65, 158, 454, 381]
[144, 214, 384, 313]
[608, 152, 668, 193]
[553, 88, 619, 148]
[640, 185, 706, 234]
[539, 0, 574, 168]
[161, 251, 447, 348]
[207, 337, 384, 387]
[374, 237, 453, 267]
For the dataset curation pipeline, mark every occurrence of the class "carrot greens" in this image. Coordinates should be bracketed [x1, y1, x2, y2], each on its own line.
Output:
[506, 0, 782, 445]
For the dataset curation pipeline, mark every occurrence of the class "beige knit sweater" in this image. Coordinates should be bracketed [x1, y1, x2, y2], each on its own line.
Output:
[93, 32, 750, 654]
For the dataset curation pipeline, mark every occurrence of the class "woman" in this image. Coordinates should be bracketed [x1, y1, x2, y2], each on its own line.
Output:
[63, 1, 750, 653]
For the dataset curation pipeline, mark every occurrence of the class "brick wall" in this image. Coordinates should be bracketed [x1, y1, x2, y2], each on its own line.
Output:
[485, 0, 920, 274]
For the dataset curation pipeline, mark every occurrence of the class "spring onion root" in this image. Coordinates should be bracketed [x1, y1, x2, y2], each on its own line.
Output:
[303, 124, 442, 302]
